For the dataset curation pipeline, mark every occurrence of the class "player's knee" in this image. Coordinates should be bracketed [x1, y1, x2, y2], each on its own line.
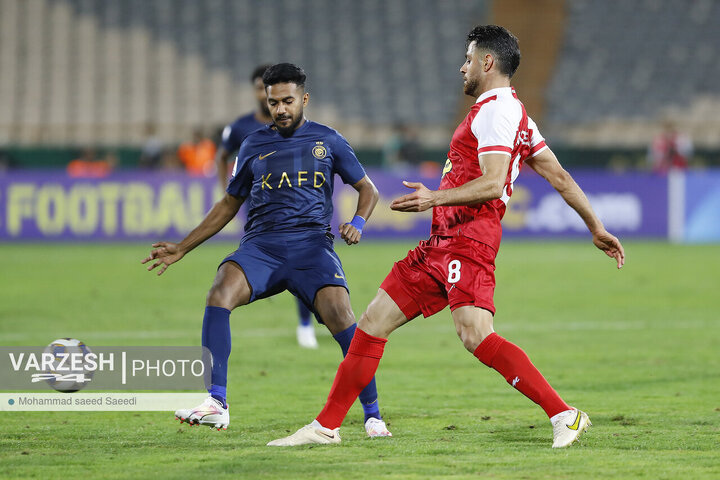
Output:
[320, 303, 355, 333]
[359, 309, 386, 337]
[206, 285, 234, 310]
[455, 317, 493, 353]
[358, 290, 407, 338]
[456, 326, 483, 352]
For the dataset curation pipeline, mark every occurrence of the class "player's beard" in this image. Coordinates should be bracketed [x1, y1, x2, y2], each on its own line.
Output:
[274, 113, 304, 137]
[464, 77, 480, 97]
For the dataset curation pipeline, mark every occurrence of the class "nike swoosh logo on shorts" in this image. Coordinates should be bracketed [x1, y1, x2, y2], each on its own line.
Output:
[334, 273, 344, 279]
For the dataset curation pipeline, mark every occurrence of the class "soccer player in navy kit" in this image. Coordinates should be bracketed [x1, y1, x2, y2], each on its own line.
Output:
[143, 63, 392, 437]
[215, 64, 320, 349]
[214, 64, 273, 194]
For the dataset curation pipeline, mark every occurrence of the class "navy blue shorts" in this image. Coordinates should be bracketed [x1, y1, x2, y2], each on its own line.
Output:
[219, 231, 348, 319]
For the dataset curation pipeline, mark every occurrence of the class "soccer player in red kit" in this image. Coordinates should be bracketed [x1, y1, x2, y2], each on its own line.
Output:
[269, 25, 625, 449]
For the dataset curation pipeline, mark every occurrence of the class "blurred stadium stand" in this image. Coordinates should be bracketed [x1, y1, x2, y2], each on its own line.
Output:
[545, 0, 720, 148]
[0, 0, 719, 167]
[0, 0, 486, 148]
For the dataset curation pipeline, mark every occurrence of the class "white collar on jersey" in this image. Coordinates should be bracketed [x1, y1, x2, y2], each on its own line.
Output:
[476, 86, 513, 103]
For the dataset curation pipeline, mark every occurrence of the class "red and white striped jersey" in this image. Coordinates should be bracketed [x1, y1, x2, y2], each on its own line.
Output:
[431, 86, 547, 252]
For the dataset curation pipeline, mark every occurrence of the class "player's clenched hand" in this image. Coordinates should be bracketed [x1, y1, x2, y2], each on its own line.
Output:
[339, 223, 362, 245]
[592, 230, 625, 269]
[390, 181, 436, 212]
[141, 242, 185, 276]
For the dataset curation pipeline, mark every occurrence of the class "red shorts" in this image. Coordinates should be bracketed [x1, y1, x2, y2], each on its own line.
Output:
[380, 235, 497, 320]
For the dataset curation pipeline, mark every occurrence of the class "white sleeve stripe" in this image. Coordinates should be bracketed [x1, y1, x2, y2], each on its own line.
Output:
[478, 150, 512, 157]
[529, 145, 548, 158]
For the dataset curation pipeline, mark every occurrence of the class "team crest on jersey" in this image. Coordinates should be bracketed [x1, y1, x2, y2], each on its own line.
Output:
[312, 144, 327, 159]
[442, 158, 453, 178]
[517, 130, 531, 147]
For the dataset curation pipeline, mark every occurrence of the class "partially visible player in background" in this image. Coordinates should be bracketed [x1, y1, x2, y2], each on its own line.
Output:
[647, 119, 692, 174]
[215, 64, 319, 349]
[270, 25, 625, 449]
[143, 63, 391, 437]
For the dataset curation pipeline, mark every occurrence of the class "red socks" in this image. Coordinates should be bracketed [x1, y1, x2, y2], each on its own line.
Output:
[474, 333, 570, 418]
[316, 328, 387, 429]
[315, 329, 568, 428]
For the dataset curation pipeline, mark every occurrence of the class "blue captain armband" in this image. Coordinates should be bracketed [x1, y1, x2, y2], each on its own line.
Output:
[347, 215, 366, 233]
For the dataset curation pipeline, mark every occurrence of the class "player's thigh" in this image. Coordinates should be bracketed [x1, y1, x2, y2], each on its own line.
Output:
[451, 306, 494, 352]
[206, 261, 252, 310]
[359, 288, 413, 339]
[314, 285, 355, 335]
[289, 233, 349, 328]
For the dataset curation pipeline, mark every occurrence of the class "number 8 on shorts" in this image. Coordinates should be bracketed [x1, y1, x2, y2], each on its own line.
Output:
[447, 259, 461, 283]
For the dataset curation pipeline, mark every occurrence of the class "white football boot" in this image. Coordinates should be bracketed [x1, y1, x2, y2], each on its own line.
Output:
[267, 421, 340, 446]
[365, 417, 392, 438]
[296, 324, 319, 349]
[551, 408, 591, 448]
[175, 396, 229, 431]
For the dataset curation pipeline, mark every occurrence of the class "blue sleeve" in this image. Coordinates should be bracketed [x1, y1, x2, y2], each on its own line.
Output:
[331, 132, 366, 185]
[221, 123, 244, 152]
[226, 143, 254, 198]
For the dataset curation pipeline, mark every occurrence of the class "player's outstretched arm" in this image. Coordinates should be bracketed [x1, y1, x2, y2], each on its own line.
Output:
[525, 148, 625, 269]
[141, 193, 244, 275]
[390, 153, 512, 212]
[339, 176, 379, 245]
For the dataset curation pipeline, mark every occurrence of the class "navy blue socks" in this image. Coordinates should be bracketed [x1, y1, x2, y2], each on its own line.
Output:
[297, 299, 312, 327]
[333, 323, 382, 421]
[202, 306, 231, 408]
[201, 307, 381, 420]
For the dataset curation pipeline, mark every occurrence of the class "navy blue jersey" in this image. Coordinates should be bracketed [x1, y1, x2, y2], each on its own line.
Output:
[220, 112, 269, 154]
[227, 121, 366, 240]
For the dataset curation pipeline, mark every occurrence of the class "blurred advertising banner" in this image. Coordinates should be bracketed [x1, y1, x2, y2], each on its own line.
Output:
[336, 169, 668, 239]
[499, 170, 668, 239]
[0, 172, 245, 241]
[0, 168, 708, 241]
[681, 170, 720, 243]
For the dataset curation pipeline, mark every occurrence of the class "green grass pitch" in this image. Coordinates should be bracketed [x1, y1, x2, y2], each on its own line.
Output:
[0, 240, 718, 479]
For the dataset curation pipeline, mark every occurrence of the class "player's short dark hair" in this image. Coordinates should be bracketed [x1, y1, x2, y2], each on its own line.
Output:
[466, 25, 521, 78]
[250, 64, 272, 83]
[262, 63, 307, 88]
